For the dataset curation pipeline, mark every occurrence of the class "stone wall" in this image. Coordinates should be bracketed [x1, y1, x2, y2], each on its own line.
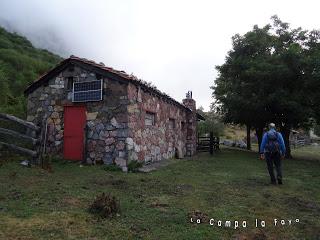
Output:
[182, 98, 197, 156]
[26, 65, 130, 168]
[26, 64, 197, 169]
[126, 83, 189, 164]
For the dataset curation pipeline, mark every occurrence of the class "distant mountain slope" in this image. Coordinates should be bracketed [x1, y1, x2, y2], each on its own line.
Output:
[0, 26, 62, 117]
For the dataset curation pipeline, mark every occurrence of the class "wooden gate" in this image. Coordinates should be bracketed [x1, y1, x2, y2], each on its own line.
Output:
[0, 113, 43, 164]
[197, 132, 220, 154]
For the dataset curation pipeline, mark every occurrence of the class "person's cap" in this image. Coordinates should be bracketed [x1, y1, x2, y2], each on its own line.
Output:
[269, 123, 276, 129]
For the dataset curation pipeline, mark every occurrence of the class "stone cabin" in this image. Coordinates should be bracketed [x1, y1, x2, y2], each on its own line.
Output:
[24, 56, 203, 170]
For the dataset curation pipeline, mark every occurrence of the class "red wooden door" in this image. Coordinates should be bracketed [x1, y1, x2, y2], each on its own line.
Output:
[63, 106, 86, 160]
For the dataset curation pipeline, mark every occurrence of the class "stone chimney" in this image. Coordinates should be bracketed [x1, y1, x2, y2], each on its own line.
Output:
[183, 91, 197, 156]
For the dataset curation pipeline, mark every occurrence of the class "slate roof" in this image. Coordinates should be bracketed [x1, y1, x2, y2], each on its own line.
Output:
[24, 55, 191, 111]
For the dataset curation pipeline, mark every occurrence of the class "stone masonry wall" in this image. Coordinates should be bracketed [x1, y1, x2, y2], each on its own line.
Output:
[182, 98, 197, 156]
[26, 64, 197, 168]
[126, 83, 189, 163]
[26, 65, 130, 168]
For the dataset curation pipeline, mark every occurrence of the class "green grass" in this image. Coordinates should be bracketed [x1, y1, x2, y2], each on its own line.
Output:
[291, 145, 320, 161]
[0, 149, 319, 239]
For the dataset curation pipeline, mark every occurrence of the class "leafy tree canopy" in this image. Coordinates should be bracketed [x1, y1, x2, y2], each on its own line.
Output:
[197, 107, 224, 136]
[212, 16, 320, 157]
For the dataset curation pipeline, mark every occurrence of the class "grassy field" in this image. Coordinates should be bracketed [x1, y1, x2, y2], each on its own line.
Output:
[0, 149, 319, 239]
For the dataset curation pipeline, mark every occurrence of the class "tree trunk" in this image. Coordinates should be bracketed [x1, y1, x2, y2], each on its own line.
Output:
[246, 124, 251, 150]
[280, 126, 292, 159]
[255, 127, 264, 153]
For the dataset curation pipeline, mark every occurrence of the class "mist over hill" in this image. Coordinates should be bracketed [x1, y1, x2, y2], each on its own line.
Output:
[0, 18, 69, 57]
[0, 25, 62, 117]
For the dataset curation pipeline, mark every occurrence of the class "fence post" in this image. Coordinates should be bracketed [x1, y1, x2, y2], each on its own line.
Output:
[209, 132, 213, 155]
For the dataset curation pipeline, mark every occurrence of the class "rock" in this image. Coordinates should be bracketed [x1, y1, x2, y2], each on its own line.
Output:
[47, 118, 54, 124]
[116, 141, 125, 150]
[176, 146, 184, 159]
[48, 135, 55, 142]
[39, 94, 48, 100]
[87, 143, 94, 152]
[86, 158, 93, 164]
[105, 124, 115, 131]
[87, 121, 95, 128]
[54, 106, 64, 112]
[109, 131, 117, 137]
[137, 87, 142, 102]
[27, 100, 35, 109]
[103, 153, 113, 164]
[44, 100, 50, 106]
[56, 133, 63, 140]
[51, 112, 59, 119]
[50, 84, 64, 89]
[110, 117, 118, 127]
[88, 131, 94, 138]
[117, 129, 127, 138]
[105, 137, 115, 146]
[27, 115, 35, 122]
[127, 104, 139, 113]
[126, 138, 134, 150]
[55, 141, 61, 146]
[128, 151, 138, 161]
[87, 112, 98, 120]
[96, 123, 104, 132]
[54, 118, 61, 125]
[43, 87, 50, 93]
[105, 145, 114, 152]
[155, 146, 161, 155]
[99, 131, 106, 140]
[115, 157, 126, 167]
[92, 133, 99, 140]
[134, 143, 140, 152]
[118, 151, 126, 158]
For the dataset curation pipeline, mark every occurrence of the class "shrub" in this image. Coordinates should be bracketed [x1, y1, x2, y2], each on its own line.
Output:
[89, 193, 120, 218]
[314, 125, 320, 136]
[103, 164, 122, 172]
[127, 160, 143, 173]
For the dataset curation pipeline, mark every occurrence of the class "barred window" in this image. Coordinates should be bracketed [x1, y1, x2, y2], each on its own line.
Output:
[67, 77, 74, 90]
[145, 112, 155, 126]
[181, 121, 185, 130]
[169, 118, 175, 129]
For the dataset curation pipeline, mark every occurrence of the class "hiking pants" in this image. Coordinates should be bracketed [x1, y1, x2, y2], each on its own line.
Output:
[265, 153, 282, 183]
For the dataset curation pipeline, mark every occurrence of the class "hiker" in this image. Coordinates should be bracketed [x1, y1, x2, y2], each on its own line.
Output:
[260, 123, 286, 185]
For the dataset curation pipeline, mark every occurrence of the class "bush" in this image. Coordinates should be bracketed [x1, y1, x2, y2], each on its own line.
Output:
[127, 160, 143, 173]
[314, 125, 320, 136]
[103, 164, 122, 172]
[89, 193, 120, 218]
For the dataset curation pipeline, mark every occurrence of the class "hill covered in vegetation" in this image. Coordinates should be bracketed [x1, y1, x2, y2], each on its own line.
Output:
[0, 26, 62, 117]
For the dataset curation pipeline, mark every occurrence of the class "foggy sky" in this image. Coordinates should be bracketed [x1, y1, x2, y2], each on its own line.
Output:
[0, 0, 319, 110]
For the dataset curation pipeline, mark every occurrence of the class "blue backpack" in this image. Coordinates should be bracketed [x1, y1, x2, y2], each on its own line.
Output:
[265, 131, 280, 155]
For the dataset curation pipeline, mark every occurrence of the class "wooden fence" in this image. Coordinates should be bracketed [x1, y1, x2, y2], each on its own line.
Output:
[291, 138, 306, 148]
[197, 132, 220, 154]
[0, 113, 44, 165]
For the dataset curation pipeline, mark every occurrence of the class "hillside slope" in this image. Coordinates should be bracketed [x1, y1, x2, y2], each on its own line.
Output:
[0, 26, 62, 117]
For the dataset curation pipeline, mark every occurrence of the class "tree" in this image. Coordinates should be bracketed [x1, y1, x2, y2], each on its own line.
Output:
[212, 16, 319, 158]
[303, 30, 320, 124]
[0, 66, 10, 107]
[197, 107, 224, 137]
